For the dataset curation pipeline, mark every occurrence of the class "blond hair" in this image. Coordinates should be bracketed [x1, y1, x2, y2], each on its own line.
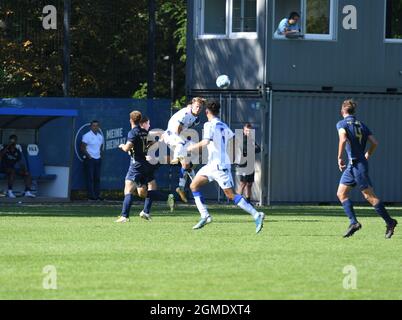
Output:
[192, 97, 206, 105]
[342, 99, 357, 115]
[130, 110, 142, 125]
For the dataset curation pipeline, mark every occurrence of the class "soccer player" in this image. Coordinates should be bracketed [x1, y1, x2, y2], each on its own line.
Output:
[187, 100, 265, 233]
[115, 111, 156, 223]
[137, 115, 173, 220]
[336, 99, 398, 238]
[162, 97, 205, 203]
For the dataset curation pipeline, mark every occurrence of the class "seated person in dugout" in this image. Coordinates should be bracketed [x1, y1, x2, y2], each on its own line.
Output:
[0, 135, 36, 198]
[275, 11, 302, 38]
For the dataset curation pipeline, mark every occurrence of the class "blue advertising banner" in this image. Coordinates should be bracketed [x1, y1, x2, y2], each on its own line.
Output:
[0, 98, 176, 190]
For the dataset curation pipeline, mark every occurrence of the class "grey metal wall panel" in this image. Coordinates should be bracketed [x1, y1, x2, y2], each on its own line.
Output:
[187, 1, 402, 93]
[187, 0, 266, 91]
[189, 93, 264, 201]
[191, 39, 264, 90]
[270, 92, 402, 202]
[267, 0, 402, 92]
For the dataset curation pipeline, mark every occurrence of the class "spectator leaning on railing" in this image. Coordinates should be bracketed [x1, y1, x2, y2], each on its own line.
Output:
[275, 12, 302, 38]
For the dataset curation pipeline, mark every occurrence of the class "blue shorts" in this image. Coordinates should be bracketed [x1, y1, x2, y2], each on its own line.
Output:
[340, 160, 372, 190]
[125, 161, 155, 187]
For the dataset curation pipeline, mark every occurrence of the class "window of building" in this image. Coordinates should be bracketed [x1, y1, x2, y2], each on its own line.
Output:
[232, 0, 257, 33]
[274, 0, 336, 40]
[203, 0, 226, 35]
[385, 0, 402, 42]
[305, 0, 330, 35]
[197, 0, 257, 39]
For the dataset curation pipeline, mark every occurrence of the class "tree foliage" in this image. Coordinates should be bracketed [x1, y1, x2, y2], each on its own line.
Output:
[0, 0, 187, 101]
[386, 0, 402, 39]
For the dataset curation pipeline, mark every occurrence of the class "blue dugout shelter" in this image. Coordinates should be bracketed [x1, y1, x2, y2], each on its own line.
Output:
[0, 107, 78, 201]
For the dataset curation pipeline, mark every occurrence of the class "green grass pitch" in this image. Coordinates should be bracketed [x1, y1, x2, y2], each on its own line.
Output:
[0, 203, 401, 300]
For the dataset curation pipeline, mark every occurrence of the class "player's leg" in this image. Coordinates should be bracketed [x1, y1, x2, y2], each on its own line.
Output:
[136, 185, 148, 198]
[337, 183, 361, 237]
[337, 165, 362, 237]
[190, 169, 212, 229]
[222, 187, 265, 234]
[5, 167, 16, 198]
[354, 161, 397, 238]
[176, 162, 190, 203]
[165, 133, 189, 202]
[215, 169, 265, 233]
[337, 183, 358, 224]
[140, 180, 158, 221]
[361, 187, 397, 238]
[116, 179, 137, 222]
[168, 133, 186, 165]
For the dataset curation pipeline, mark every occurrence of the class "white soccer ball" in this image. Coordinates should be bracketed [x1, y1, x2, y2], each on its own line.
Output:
[216, 75, 231, 89]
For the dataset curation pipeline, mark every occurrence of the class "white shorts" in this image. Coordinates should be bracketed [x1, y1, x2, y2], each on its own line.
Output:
[162, 131, 186, 159]
[196, 164, 234, 190]
[162, 131, 197, 162]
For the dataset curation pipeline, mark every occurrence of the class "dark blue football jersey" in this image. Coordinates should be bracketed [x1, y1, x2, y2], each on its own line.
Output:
[336, 115, 372, 161]
[127, 126, 149, 162]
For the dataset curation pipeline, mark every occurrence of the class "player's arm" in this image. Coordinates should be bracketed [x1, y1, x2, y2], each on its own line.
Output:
[80, 142, 92, 159]
[337, 128, 348, 172]
[187, 139, 210, 152]
[189, 122, 213, 152]
[119, 141, 133, 153]
[365, 135, 378, 160]
[172, 122, 184, 135]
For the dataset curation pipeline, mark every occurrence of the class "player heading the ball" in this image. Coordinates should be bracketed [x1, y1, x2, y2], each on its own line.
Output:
[161, 97, 206, 203]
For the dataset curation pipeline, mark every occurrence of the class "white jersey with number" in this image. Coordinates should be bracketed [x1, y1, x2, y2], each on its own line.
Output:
[203, 117, 234, 169]
[167, 106, 198, 133]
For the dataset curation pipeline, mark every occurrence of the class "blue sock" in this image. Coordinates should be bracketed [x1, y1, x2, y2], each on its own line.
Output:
[233, 194, 259, 219]
[143, 190, 157, 214]
[374, 202, 393, 225]
[179, 167, 186, 179]
[192, 191, 209, 219]
[342, 199, 358, 224]
[121, 194, 134, 218]
[233, 194, 243, 205]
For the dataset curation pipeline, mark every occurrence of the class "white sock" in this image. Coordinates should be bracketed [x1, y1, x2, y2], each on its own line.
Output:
[183, 169, 195, 185]
[179, 178, 186, 188]
[236, 197, 259, 219]
[189, 169, 195, 178]
[193, 193, 209, 219]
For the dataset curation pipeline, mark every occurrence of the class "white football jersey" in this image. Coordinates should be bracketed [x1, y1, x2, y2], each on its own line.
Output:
[203, 117, 234, 169]
[167, 106, 198, 132]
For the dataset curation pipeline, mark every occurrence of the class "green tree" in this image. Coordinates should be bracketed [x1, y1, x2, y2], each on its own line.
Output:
[0, 0, 187, 101]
